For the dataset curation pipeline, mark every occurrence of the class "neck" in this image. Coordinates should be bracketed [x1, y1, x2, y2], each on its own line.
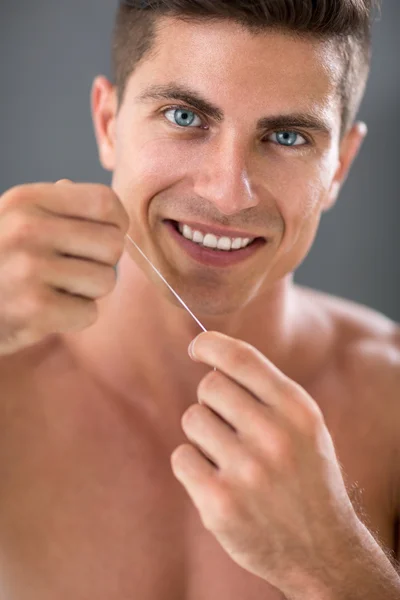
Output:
[64, 251, 315, 408]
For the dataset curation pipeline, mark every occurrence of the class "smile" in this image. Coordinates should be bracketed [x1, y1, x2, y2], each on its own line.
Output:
[164, 220, 267, 268]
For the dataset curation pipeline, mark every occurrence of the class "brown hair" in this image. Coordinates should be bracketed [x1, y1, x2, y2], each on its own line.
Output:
[112, 0, 381, 136]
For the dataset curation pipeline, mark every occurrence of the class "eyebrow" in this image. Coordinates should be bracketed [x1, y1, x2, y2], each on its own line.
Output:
[136, 82, 332, 135]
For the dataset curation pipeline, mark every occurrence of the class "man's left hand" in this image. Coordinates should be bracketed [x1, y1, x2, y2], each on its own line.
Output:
[170, 331, 361, 597]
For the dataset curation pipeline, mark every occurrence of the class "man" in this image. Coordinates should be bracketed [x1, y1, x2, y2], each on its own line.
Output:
[0, 0, 398, 598]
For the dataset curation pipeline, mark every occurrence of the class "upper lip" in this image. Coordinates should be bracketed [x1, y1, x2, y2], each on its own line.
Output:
[167, 219, 265, 240]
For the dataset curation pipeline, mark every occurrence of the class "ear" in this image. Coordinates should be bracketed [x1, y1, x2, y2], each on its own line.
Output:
[322, 121, 368, 212]
[91, 75, 118, 172]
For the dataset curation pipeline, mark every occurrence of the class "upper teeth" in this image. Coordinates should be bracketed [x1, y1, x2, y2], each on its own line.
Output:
[178, 223, 254, 251]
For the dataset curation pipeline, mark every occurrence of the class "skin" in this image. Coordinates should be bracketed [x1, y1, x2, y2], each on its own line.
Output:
[0, 16, 398, 599]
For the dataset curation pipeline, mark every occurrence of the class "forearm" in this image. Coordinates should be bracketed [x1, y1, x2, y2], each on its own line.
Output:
[286, 521, 400, 600]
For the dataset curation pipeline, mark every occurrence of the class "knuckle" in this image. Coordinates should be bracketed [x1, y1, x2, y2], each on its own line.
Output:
[239, 456, 266, 488]
[266, 430, 296, 470]
[291, 385, 324, 435]
[203, 489, 235, 531]
[11, 290, 51, 339]
[8, 211, 38, 246]
[300, 405, 323, 438]
[98, 267, 117, 296]
[225, 341, 255, 370]
[14, 251, 41, 284]
[1, 184, 30, 209]
[22, 288, 51, 320]
[92, 185, 129, 233]
[106, 230, 125, 264]
[276, 375, 294, 396]
[92, 185, 116, 222]
[306, 397, 324, 426]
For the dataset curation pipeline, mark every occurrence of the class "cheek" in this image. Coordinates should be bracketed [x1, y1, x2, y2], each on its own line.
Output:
[275, 164, 323, 227]
[289, 148, 338, 220]
[117, 111, 193, 178]
[112, 130, 193, 224]
[139, 137, 196, 180]
[117, 135, 196, 196]
[272, 152, 337, 253]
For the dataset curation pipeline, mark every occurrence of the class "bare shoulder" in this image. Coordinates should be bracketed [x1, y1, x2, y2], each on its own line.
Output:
[299, 285, 400, 524]
[299, 284, 400, 380]
[299, 284, 400, 449]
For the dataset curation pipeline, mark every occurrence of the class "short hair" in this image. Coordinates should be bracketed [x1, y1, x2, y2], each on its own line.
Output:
[112, 0, 381, 137]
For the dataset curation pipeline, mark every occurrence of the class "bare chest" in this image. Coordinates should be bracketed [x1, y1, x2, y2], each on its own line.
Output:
[0, 365, 395, 600]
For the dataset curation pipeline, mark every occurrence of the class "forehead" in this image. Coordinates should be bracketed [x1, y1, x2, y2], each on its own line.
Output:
[129, 16, 342, 124]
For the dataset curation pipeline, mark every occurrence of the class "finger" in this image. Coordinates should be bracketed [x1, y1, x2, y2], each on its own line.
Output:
[190, 331, 291, 408]
[12, 287, 98, 337]
[171, 443, 216, 496]
[182, 404, 243, 470]
[30, 182, 129, 232]
[45, 289, 98, 332]
[42, 254, 117, 300]
[10, 210, 125, 267]
[171, 443, 222, 518]
[45, 213, 125, 266]
[198, 370, 275, 438]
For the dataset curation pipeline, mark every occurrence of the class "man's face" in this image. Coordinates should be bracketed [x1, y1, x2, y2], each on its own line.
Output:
[93, 17, 362, 316]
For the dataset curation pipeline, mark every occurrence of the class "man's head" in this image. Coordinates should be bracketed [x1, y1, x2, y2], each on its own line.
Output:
[91, 0, 379, 316]
[112, 0, 380, 139]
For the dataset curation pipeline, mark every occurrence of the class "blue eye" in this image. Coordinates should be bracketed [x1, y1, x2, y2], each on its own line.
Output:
[164, 108, 203, 128]
[163, 109, 308, 148]
[270, 131, 307, 147]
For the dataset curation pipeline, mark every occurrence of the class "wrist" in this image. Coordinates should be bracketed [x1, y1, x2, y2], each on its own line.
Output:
[283, 518, 400, 600]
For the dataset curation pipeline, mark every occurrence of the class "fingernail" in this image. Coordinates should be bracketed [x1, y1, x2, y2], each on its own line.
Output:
[188, 337, 198, 359]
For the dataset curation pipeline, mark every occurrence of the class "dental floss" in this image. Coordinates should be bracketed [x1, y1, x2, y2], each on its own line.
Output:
[125, 233, 217, 372]
[124, 233, 218, 371]
[124, 233, 208, 334]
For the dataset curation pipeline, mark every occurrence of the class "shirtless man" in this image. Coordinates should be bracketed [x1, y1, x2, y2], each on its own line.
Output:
[0, 0, 398, 598]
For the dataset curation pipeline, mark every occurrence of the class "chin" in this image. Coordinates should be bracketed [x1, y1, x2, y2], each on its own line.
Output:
[164, 286, 251, 319]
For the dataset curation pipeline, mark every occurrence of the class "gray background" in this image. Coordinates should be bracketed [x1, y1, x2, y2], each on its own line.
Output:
[1, 1, 399, 321]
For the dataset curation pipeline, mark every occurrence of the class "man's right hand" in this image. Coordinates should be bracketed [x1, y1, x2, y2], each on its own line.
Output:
[0, 179, 130, 356]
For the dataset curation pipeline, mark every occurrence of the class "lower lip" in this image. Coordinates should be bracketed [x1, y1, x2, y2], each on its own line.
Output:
[164, 220, 266, 268]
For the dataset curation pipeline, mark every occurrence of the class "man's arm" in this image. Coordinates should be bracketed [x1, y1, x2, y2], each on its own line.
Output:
[288, 324, 400, 600]
[322, 519, 400, 600]
[172, 329, 400, 600]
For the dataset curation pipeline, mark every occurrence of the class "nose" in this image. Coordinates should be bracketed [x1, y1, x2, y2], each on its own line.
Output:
[192, 135, 259, 216]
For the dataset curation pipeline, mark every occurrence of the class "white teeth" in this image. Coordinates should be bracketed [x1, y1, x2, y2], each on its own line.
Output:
[217, 237, 232, 251]
[192, 230, 204, 243]
[231, 238, 242, 250]
[176, 222, 254, 251]
[182, 224, 192, 239]
[203, 234, 218, 249]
